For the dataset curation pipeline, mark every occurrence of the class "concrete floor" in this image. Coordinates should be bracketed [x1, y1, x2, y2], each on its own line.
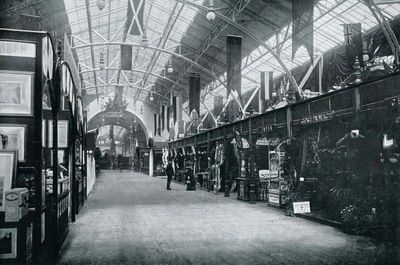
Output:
[57, 170, 381, 265]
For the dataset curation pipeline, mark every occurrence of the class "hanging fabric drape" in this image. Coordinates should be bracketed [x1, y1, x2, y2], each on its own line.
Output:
[292, 0, 314, 61]
[126, 0, 145, 36]
[188, 72, 200, 117]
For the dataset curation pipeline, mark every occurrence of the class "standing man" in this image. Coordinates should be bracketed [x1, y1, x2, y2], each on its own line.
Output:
[165, 160, 174, 190]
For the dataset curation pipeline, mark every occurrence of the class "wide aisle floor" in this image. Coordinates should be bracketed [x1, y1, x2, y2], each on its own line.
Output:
[57, 170, 378, 265]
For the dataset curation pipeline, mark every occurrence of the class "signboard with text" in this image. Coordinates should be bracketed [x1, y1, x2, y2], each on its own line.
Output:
[293, 201, 311, 214]
[301, 110, 335, 125]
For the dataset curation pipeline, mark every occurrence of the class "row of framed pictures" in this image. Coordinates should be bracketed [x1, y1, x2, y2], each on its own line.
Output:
[0, 68, 80, 118]
[0, 119, 69, 162]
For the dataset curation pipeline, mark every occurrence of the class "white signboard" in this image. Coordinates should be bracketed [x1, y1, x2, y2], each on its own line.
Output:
[293, 201, 311, 214]
[0, 41, 36, 58]
[268, 194, 280, 204]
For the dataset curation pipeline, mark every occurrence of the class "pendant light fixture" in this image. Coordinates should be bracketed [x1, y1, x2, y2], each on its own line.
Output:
[206, 0, 216, 21]
[99, 51, 105, 69]
[167, 59, 174, 73]
[96, 0, 106, 11]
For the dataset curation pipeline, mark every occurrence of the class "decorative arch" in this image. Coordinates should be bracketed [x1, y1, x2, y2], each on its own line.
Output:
[88, 109, 150, 141]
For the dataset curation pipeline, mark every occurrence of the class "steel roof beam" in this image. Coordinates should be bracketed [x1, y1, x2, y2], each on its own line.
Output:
[80, 68, 175, 83]
[84, 0, 99, 100]
[168, 0, 252, 92]
[72, 42, 228, 90]
[84, 84, 169, 99]
[136, 1, 184, 100]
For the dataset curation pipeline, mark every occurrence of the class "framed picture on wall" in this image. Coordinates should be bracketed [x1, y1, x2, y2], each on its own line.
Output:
[0, 71, 33, 116]
[48, 120, 69, 148]
[0, 150, 17, 212]
[0, 125, 26, 161]
[0, 228, 17, 259]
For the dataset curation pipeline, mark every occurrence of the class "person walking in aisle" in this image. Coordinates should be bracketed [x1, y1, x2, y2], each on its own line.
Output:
[165, 160, 174, 190]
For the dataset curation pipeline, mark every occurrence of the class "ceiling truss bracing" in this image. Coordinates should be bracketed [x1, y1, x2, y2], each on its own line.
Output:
[84, 0, 99, 100]
[134, 1, 184, 101]
[72, 41, 230, 93]
[200, 0, 350, 102]
[168, 0, 252, 93]
[61, 0, 400, 119]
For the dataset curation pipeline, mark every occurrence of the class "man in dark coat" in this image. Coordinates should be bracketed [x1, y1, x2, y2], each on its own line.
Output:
[165, 160, 174, 190]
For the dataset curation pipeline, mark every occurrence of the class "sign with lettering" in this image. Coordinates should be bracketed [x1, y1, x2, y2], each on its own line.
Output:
[268, 193, 280, 204]
[0, 41, 36, 58]
[293, 201, 311, 214]
[300, 110, 335, 125]
[261, 124, 275, 132]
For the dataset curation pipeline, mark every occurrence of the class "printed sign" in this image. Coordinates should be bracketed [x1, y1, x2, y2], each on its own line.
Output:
[293, 201, 311, 214]
[268, 193, 280, 204]
[0, 41, 36, 58]
[301, 111, 335, 125]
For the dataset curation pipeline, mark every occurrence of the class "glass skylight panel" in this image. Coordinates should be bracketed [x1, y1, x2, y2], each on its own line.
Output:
[202, 0, 400, 108]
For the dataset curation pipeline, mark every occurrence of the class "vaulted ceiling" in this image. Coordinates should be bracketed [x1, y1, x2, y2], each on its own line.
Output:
[2, 0, 399, 117]
[62, 0, 400, 116]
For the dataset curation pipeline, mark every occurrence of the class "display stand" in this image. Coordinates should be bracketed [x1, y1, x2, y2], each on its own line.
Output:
[137, 147, 150, 174]
[236, 155, 250, 200]
[0, 28, 71, 263]
[267, 149, 287, 208]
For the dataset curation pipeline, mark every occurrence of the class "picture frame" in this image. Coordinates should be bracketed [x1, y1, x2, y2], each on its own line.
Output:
[0, 228, 17, 259]
[48, 120, 69, 148]
[0, 70, 34, 116]
[0, 125, 26, 161]
[0, 150, 17, 212]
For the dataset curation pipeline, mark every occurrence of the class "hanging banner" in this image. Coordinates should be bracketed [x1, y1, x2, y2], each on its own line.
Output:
[259, 71, 273, 112]
[126, 0, 145, 36]
[166, 106, 170, 131]
[226, 35, 242, 99]
[154, 113, 157, 137]
[114, 86, 124, 105]
[172, 96, 177, 124]
[176, 96, 182, 122]
[121, 45, 133, 70]
[213, 95, 224, 116]
[161, 105, 165, 131]
[292, 0, 314, 61]
[188, 72, 200, 117]
[343, 23, 363, 67]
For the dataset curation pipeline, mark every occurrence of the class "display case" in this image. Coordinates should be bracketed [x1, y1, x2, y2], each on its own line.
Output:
[236, 156, 249, 200]
[267, 150, 287, 208]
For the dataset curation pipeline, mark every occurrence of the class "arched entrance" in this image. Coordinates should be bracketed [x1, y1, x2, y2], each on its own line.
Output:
[88, 110, 149, 170]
